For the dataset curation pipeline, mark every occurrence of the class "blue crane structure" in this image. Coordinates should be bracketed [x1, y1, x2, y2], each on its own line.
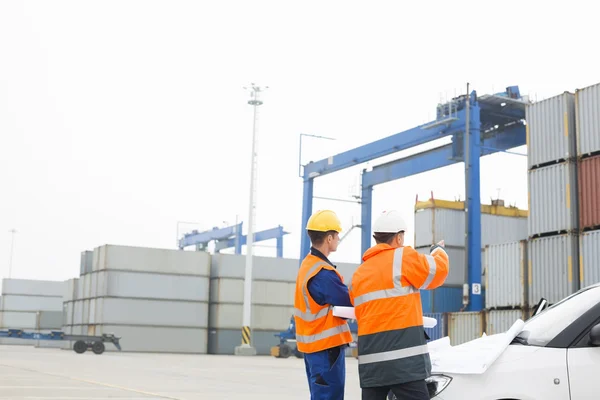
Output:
[298, 85, 528, 312]
[179, 223, 289, 258]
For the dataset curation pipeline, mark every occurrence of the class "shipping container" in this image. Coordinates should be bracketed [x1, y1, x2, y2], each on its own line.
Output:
[485, 241, 528, 309]
[414, 198, 528, 248]
[575, 82, 600, 156]
[210, 278, 294, 306]
[62, 278, 78, 303]
[0, 295, 63, 312]
[529, 234, 579, 305]
[93, 244, 210, 276]
[421, 286, 464, 313]
[447, 312, 483, 346]
[92, 298, 208, 328]
[578, 155, 600, 229]
[580, 230, 600, 288]
[80, 250, 93, 275]
[73, 300, 83, 325]
[96, 325, 208, 353]
[38, 311, 62, 329]
[526, 92, 576, 168]
[1, 278, 66, 297]
[485, 310, 525, 335]
[98, 270, 210, 302]
[209, 303, 293, 331]
[528, 161, 578, 236]
[0, 311, 37, 329]
[423, 312, 445, 342]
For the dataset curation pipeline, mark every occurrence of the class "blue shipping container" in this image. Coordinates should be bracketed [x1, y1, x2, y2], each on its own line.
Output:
[421, 287, 486, 313]
[424, 312, 445, 341]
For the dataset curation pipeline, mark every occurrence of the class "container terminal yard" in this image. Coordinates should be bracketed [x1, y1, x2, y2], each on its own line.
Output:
[1, 80, 599, 399]
[2, 4, 600, 400]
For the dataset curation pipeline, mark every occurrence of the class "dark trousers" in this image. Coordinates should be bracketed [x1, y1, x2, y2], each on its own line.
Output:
[304, 345, 346, 400]
[361, 379, 430, 400]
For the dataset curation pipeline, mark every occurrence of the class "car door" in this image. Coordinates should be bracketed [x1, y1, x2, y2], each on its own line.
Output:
[567, 319, 600, 400]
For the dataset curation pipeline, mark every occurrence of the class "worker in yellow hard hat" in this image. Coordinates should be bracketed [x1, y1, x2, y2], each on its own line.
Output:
[293, 210, 354, 400]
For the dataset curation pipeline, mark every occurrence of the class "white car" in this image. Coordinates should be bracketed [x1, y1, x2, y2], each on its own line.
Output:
[418, 283, 600, 399]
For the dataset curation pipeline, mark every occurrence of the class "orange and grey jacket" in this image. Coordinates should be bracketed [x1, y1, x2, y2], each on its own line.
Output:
[349, 243, 449, 388]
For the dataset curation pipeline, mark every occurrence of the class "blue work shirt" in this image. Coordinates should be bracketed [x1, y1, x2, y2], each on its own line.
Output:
[307, 247, 353, 307]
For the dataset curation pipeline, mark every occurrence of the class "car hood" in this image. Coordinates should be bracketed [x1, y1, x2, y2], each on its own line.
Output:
[429, 319, 525, 375]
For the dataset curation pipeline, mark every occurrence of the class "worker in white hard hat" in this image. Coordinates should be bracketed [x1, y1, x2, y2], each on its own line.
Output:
[293, 210, 354, 400]
[348, 210, 449, 400]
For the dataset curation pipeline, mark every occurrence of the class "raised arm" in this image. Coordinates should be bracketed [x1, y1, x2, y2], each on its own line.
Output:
[402, 242, 449, 290]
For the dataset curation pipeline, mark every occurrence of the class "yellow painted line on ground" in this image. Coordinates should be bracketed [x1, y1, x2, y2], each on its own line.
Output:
[0, 363, 181, 400]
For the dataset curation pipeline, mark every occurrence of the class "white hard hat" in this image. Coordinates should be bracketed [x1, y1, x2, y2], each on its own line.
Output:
[372, 210, 408, 233]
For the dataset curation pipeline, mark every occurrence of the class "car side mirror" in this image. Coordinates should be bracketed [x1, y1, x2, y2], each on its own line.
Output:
[589, 324, 600, 346]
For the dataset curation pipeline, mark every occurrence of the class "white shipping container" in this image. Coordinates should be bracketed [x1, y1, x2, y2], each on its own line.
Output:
[485, 241, 528, 308]
[97, 325, 208, 353]
[80, 250, 93, 275]
[83, 299, 90, 325]
[1, 295, 63, 312]
[526, 92, 577, 168]
[580, 230, 600, 288]
[94, 244, 210, 276]
[209, 303, 293, 331]
[64, 301, 74, 326]
[485, 310, 525, 335]
[415, 208, 527, 248]
[528, 161, 578, 236]
[1, 278, 66, 297]
[76, 277, 84, 300]
[0, 311, 37, 329]
[85, 274, 92, 299]
[575, 82, 600, 157]
[529, 234, 579, 305]
[210, 278, 294, 306]
[95, 298, 208, 328]
[211, 253, 297, 281]
[105, 271, 209, 302]
[62, 278, 78, 303]
[447, 312, 483, 346]
[73, 300, 83, 325]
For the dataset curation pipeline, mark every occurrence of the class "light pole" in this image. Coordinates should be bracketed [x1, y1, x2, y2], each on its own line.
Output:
[8, 229, 17, 278]
[235, 83, 267, 356]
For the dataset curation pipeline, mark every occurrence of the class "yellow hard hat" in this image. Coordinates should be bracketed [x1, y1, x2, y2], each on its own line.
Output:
[306, 210, 343, 233]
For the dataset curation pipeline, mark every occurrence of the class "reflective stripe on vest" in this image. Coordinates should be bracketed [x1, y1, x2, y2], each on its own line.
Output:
[296, 324, 351, 344]
[420, 254, 437, 289]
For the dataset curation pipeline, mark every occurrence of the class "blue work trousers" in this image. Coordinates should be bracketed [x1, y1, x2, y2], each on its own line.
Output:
[304, 345, 346, 400]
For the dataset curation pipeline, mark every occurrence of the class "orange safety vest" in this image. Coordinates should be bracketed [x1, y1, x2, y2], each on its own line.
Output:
[349, 243, 449, 388]
[293, 254, 354, 354]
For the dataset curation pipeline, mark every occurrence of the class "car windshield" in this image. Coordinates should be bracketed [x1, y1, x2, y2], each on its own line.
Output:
[516, 286, 600, 347]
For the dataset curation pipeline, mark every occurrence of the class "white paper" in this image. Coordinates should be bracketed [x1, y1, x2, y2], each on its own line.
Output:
[332, 306, 437, 328]
[429, 319, 526, 375]
[332, 306, 356, 319]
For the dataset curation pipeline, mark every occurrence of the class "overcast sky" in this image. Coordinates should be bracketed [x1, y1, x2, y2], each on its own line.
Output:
[1, 0, 597, 282]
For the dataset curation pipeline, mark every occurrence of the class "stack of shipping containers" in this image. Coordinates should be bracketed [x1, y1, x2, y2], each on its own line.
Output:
[63, 245, 211, 353]
[0, 278, 65, 347]
[526, 91, 580, 312]
[576, 82, 600, 290]
[413, 197, 528, 344]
